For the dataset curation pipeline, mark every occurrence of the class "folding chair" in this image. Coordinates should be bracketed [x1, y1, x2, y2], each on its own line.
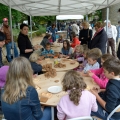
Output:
[67, 116, 93, 120]
[107, 104, 120, 120]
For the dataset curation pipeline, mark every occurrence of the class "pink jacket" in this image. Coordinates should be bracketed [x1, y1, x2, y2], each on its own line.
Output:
[91, 67, 108, 89]
[57, 90, 98, 120]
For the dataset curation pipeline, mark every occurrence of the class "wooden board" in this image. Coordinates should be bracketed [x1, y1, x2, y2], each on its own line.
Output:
[40, 58, 79, 72]
[33, 72, 99, 106]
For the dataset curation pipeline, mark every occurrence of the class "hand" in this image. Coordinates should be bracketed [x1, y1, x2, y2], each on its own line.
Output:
[92, 87, 100, 93]
[38, 56, 44, 60]
[87, 71, 94, 77]
[33, 74, 38, 78]
[90, 89, 99, 97]
[79, 64, 84, 68]
[65, 56, 69, 59]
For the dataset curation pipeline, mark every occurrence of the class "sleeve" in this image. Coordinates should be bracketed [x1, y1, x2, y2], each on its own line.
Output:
[18, 36, 27, 53]
[91, 74, 108, 89]
[83, 63, 90, 73]
[29, 87, 43, 119]
[114, 26, 117, 38]
[91, 94, 98, 112]
[90, 68, 103, 76]
[57, 100, 66, 120]
[36, 64, 42, 73]
[105, 86, 120, 112]
[41, 51, 45, 56]
[51, 50, 54, 54]
[89, 30, 93, 40]
[77, 57, 84, 62]
[91, 62, 99, 70]
[68, 47, 73, 55]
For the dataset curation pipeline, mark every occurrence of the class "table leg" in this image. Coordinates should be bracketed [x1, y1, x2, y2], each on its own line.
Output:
[51, 107, 54, 120]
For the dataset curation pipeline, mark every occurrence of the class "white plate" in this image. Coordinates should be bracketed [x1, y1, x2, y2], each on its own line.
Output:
[48, 86, 62, 94]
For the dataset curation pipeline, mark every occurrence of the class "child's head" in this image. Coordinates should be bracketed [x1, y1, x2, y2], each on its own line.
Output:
[62, 70, 86, 105]
[63, 40, 70, 49]
[44, 33, 51, 40]
[82, 44, 88, 51]
[45, 43, 51, 51]
[103, 59, 120, 79]
[29, 53, 39, 62]
[59, 35, 63, 40]
[75, 45, 83, 54]
[71, 31, 76, 38]
[87, 52, 99, 65]
[101, 54, 114, 65]
[89, 48, 102, 58]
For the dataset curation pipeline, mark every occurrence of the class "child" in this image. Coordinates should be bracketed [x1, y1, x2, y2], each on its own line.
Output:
[60, 40, 73, 58]
[41, 43, 54, 58]
[83, 52, 100, 73]
[57, 70, 98, 120]
[87, 54, 114, 89]
[70, 32, 80, 48]
[70, 45, 83, 59]
[58, 35, 64, 43]
[29, 53, 42, 75]
[77, 48, 89, 71]
[91, 59, 120, 120]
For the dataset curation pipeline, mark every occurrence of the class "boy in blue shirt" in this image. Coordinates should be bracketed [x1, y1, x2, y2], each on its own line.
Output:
[41, 43, 54, 58]
[91, 59, 120, 120]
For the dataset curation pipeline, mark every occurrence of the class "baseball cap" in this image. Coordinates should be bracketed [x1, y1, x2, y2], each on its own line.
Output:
[3, 18, 8, 22]
[0, 31, 5, 41]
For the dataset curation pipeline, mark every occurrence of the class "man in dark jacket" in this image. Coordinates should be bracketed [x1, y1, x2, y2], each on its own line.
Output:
[0, 31, 5, 67]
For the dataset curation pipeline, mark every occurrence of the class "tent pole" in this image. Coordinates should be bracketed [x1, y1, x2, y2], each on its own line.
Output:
[30, 15, 32, 41]
[86, 8, 88, 22]
[9, 0, 14, 58]
[106, 0, 109, 53]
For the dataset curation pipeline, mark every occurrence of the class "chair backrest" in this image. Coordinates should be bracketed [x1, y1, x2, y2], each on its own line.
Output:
[67, 116, 93, 120]
[107, 104, 120, 120]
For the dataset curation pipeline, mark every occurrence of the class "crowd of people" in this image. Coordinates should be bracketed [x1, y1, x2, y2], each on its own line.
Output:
[0, 17, 120, 120]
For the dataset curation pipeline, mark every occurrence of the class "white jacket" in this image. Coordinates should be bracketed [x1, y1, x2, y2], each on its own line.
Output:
[104, 25, 117, 41]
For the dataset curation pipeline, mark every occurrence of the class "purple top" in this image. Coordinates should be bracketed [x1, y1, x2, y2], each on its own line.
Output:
[0, 66, 9, 88]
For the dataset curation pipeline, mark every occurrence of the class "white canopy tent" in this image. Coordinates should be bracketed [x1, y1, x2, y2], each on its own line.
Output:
[56, 15, 84, 20]
[0, 0, 120, 16]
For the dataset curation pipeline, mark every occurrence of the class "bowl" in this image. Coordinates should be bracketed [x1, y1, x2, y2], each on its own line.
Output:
[48, 86, 62, 94]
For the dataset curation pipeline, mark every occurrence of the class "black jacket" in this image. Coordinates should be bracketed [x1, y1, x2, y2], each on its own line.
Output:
[0, 48, 3, 68]
[100, 79, 120, 119]
[17, 32, 33, 58]
[90, 29, 107, 54]
[79, 29, 92, 45]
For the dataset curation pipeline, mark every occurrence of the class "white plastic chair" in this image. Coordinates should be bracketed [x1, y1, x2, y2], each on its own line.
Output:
[107, 104, 120, 120]
[67, 116, 93, 120]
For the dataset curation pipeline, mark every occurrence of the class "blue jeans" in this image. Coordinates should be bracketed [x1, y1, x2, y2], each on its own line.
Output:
[91, 102, 119, 120]
[40, 107, 51, 120]
[6, 42, 19, 62]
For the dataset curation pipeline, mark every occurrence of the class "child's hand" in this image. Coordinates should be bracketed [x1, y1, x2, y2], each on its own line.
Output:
[65, 56, 69, 59]
[87, 71, 94, 77]
[38, 56, 44, 60]
[79, 64, 84, 68]
[90, 89, 99, 97]
[92, 87, 100, 93]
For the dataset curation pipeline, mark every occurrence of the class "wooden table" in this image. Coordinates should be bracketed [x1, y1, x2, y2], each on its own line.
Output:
[40, 58, 79, 72]
[34, 72, 99, 120]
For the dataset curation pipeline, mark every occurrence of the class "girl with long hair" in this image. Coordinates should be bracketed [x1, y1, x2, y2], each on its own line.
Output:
[57, 70, 98, 120]
[2, 57, 51, 120]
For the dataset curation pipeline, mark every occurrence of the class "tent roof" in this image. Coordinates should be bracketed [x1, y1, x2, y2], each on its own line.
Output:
[0, 0, 120, 16]
[56, 15, 84, 20]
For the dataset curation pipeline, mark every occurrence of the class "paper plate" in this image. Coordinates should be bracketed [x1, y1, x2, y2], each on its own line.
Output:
[48, 86, 62, 94]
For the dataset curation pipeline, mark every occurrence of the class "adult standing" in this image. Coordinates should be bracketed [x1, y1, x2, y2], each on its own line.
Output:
[72, 22, 79, 36]
[90, 22, 107, 54]
[17, 23, 37, 59]
[104, 20, 117, 57]
[49, 24, 57, 42]
[79, 22, 92, 48]
[116, 21, 120, 51]
[0, 32, 5, 68]
[0, 18, 18, 62]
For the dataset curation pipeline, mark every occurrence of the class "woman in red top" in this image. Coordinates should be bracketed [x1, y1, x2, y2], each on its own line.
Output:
[71, 32, 80, 48]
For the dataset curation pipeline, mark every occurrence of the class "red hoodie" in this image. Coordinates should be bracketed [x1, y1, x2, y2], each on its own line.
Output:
[71, 37, 80, 48]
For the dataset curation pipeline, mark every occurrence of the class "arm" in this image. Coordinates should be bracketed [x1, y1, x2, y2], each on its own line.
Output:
[57, 101, 66, 120]
[91, 74, 108, 89]
[29, 87, 43, 119]
[91, 94, 98, 112]
[91, 62, 100, 70]
[90, 68, 103, 76]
